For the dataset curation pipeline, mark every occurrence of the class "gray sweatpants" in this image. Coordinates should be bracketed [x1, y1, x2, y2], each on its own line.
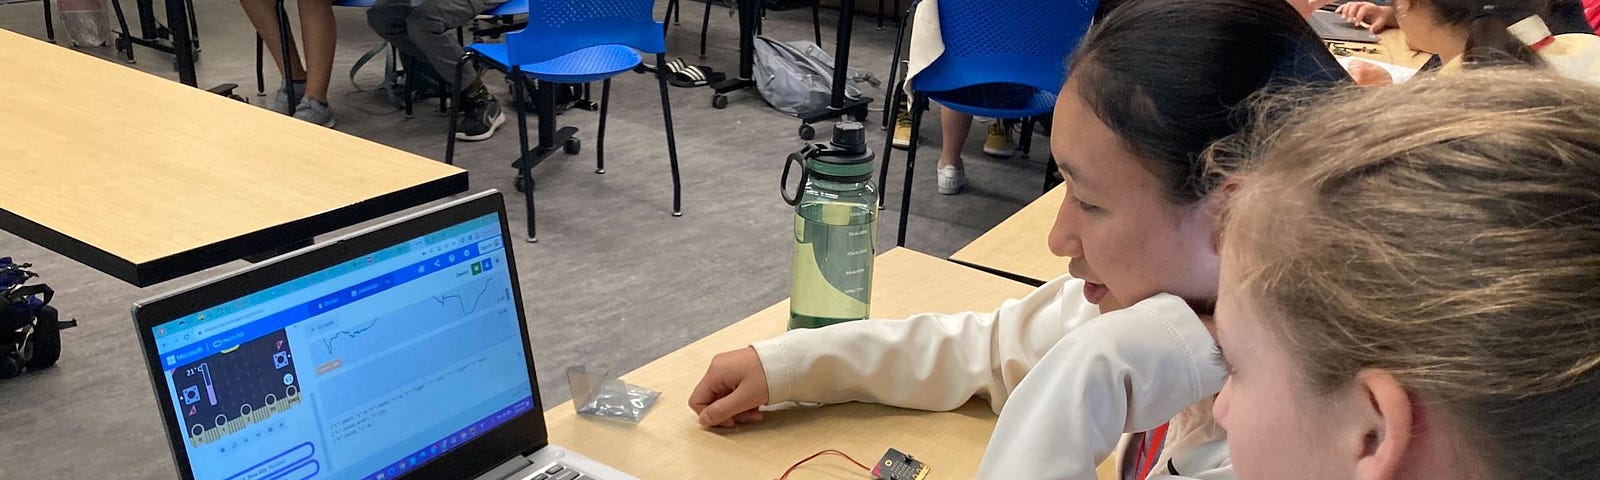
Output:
[366, 0, 490, 83]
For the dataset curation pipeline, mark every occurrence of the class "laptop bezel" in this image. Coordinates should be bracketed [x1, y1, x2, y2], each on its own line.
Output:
[130, 190, 550, 480]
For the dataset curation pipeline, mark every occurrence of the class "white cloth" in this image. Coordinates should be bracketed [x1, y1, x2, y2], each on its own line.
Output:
[750, 276, 1231, 479]
[904, 0, 944, 88]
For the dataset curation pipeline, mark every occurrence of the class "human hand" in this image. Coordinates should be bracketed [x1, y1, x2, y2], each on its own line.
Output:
[1335, 2, 1397, 33]
[688, 347, 771, 428]
[1345, 59, 1394, 87]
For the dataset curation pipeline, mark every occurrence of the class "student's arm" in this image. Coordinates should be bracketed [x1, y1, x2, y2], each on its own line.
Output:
[754, 276, 1099, 413]
[973, 294, 1227, 480]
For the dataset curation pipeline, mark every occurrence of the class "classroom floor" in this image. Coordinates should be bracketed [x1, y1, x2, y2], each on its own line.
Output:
[0, 1, 1054, 477]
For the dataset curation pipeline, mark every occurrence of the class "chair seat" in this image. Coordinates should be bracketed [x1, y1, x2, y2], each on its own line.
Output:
[469, 43, 643, 84]
[484, 0, 526, 15]
[922, 83, 1056, 119]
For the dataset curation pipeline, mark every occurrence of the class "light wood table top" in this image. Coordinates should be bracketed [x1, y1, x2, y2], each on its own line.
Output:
[544, 248, 1117, 479]
[949, 186, 1067, 286]
[1335, 27, 1433, 69]
[0, 29, 467, 286]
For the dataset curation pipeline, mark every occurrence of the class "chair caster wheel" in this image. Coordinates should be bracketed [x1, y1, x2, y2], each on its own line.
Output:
[798, 124, 816, 140]
[712, 94, 728, 109]
[564, 137, 580, 155]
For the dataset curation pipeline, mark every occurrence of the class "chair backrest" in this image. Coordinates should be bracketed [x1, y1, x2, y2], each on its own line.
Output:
[503, 0, 666, 65]
[913, 0, 1098, 94]
[486, 0, 527, 16]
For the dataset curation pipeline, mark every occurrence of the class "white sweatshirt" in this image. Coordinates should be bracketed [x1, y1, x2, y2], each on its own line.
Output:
[750, 276, 1231, 479]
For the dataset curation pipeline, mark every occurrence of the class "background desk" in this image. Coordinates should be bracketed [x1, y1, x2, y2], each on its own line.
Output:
[544, 248, 1117, 479]
[949, 186, 1065, 286]
[0, 29, 467, 286]
[1341, 28, 1432, 69]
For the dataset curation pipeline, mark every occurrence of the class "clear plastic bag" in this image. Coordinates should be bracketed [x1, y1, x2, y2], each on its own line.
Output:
[57, 0, 112, 48]
[566, 365, 659, 423]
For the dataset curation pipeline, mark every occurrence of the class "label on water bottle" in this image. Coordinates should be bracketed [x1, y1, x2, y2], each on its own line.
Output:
[790, 202, 876, 329]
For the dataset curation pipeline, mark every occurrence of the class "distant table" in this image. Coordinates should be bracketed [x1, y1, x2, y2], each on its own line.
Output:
[1334, 27, 1432, 69]
[0, 29, 468, 286]
[543, 248, 1118, 479]
[949, 186, 1066, 286]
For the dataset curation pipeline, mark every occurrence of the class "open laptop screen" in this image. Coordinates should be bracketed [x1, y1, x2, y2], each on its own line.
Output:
[142, 204, 535, 480]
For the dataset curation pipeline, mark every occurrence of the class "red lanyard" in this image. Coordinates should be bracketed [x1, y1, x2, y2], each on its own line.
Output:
[1531, 35, 1557, 52]
[1132, 422, 1171, 480]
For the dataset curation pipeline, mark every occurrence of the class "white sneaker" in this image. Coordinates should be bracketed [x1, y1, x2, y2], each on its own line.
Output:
[937, 166, 965, 195]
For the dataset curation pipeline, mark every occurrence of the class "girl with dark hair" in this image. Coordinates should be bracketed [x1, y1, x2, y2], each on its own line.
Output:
[688, 0, 1344, 478]
[1338, 0, 1600, 82]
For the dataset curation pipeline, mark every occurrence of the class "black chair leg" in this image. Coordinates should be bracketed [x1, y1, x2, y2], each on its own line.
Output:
[255, 35, 266, 96]
[276, 0, 297, 113]
[655, 53, 684, 216]
[812, 0, 821, 46]
[596, 78, 610, 174]
[1019, 117, 1034, 157]
[881, 4, 912, 129]
[43, 0, 55, 43]
[877, 0, 884, 29]
[896, 94, 928, 247]
[514, 67, 538, 242]
[1043, 152, 1057, 193]
[699, 0, 712, 58]
[444, 53, 472, 165]
[877, 83, 903, 209]
[109, 0, 135, 62]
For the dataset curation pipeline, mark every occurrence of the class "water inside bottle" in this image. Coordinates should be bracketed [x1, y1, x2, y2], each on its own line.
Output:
[790, 200, 876, 329]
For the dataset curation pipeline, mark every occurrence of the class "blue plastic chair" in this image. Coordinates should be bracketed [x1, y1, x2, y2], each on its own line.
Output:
[444, 0, 683, 243]
[880, 0, 1096, 247]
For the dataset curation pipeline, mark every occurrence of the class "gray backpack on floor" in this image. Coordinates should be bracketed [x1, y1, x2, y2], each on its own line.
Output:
[752, 36, 878, 116]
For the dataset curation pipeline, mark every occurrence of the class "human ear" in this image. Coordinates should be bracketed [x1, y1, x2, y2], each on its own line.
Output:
[1350, 369, 1413, 480]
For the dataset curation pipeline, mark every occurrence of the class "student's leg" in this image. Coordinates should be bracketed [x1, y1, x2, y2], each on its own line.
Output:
[367, 0, 426, 63]
[240, 0, 306, 81]
[938, 107, 972, 170]
[295, 0, 336, 103]
[405, 0, 489, 91]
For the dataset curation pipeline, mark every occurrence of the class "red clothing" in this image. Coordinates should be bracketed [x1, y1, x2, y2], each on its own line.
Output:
[1588, 0, 1600, 33]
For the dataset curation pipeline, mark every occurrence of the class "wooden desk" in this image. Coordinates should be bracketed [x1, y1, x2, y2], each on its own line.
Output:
[949, 186, 1066, 286]
[544, 248, 1117, 479]
[0, 29, 468, 286]
[1337, 28, 1433, 69]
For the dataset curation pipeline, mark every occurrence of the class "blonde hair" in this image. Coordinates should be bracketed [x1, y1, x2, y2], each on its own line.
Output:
[1211, 69, 1600, 479]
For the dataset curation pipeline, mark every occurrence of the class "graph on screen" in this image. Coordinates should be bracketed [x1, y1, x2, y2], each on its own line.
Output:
[310, 275, 511, 375]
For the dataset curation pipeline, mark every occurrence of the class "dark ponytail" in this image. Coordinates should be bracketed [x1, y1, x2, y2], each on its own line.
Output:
[1431, 0, 1549, 66]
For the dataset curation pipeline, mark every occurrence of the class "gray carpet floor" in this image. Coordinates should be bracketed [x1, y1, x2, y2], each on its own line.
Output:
[0, 1, 1053, 477]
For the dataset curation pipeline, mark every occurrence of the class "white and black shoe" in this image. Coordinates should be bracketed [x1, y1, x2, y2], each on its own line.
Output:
[455, 86, 505, 142]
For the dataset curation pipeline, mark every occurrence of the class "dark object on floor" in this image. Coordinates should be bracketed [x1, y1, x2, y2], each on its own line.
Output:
[0, 258, 77, 380]
[665, 58, 727, 87]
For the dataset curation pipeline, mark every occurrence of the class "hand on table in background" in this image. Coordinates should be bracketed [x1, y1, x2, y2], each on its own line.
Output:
[689, 347, 771, 428]
[1345, 59, 1395, 87]
[1336, 1, 1398, 33]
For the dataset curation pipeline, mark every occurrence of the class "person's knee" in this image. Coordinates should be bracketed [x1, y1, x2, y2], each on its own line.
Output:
[366, 6, 407, 34]
[404, 6, 460, 36]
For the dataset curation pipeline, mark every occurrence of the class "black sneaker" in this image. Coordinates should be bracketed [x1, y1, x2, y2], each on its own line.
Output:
[455, 87, 505, 142]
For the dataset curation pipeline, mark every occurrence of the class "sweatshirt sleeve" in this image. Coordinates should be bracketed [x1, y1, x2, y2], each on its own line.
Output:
[750, 275, 1102, 412]
[973, 293, 1228, 480]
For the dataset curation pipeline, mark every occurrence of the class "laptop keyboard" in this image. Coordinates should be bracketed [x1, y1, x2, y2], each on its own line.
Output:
[525, 463, 587, 480]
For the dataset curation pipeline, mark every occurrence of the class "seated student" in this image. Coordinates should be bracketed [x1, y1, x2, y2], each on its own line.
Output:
[688, 0, 1346, 477]
[1336, 0, 1600, 84]
[368, 0, 505, 141]
[240, 0, 337, 126]
[1209, 69, 1600, 480]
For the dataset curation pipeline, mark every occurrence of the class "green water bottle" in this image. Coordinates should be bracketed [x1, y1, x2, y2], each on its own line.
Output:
[781, 121, 878, 330]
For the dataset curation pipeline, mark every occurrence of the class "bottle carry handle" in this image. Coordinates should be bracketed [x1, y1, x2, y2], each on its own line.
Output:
[781, 147, 815, 206]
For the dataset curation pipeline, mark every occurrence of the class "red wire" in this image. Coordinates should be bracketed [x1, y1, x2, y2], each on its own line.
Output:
[775, 449, 872, 480]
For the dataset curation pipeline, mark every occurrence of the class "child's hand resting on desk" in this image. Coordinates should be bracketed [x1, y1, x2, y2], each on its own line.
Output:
[1345, 59, 1395, 87]
[689, 347, 771, 428]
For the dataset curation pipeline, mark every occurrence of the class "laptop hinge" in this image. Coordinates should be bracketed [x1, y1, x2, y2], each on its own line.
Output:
[473, 455, 533, 480]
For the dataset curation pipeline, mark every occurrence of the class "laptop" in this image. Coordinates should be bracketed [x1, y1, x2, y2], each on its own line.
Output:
[1309, 10, 1381, 43]
[132, 190, 638, 480]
